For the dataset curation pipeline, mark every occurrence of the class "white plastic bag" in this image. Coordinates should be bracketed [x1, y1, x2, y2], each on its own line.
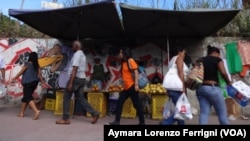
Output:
[174, 93, 193, 120]
[162, 99, 175, 119]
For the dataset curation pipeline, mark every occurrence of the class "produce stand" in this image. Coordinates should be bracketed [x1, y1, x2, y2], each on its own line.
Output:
[86, 90, 137, 118]
[42, 86, 168, 120]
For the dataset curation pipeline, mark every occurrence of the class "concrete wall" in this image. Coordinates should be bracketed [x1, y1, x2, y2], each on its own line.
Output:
[1, 37, 250, 116]
[0, 38, 167, 105]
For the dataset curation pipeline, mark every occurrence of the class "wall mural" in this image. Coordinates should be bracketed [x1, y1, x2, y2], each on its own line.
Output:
[0, 38, 168, 106]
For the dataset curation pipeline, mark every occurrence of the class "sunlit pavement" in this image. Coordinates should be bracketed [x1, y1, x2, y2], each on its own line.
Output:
[0, 106, 249, 141]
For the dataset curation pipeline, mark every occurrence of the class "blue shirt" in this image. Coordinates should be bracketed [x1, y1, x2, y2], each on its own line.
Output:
[22, 62, 39, 84]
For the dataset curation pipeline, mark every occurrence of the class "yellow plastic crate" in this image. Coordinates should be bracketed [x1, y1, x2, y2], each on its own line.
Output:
[87, 92, 107, 118]
[54, 90, 74, 116]
[121, 98, 136, 118]
[151, 94, 168, 119]
[45, 98, 55, 111]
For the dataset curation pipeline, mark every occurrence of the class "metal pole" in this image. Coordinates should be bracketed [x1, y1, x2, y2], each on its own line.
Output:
[161, 43, 163, 76]
[20, 0, 25, 9]
[76, 12, 83, 41]
[167, 36, 169, 63]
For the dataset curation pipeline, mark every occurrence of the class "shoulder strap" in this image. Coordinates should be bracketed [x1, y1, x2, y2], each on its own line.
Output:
[169, 56, 178, 69]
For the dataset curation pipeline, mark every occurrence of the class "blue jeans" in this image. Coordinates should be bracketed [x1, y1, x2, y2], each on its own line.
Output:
[196, 85, 229, 125]
[62, 78, 99, 120]
[160, 90, 185, 125]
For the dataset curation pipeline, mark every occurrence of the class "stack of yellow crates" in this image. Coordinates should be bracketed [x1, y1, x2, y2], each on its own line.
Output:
[121, 98, 136, 118]
[151, 94, 168, 119]
[54, 90, 74, 116]
[45, 98, 56, 111]
[86, 92, 107, 117]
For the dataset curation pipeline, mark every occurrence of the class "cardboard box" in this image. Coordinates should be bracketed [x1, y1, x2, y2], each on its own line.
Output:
[228, 81, 250, 107]
[225, 98, 241, 117]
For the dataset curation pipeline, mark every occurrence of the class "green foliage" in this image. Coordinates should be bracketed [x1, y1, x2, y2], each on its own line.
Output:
[234, 9, 250, 36]
[0, 13, 50, 38]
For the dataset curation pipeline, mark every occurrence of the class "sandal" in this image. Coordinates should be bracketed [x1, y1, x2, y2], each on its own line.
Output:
[241, 115, 249, 120]
[33, 111, 40, 120]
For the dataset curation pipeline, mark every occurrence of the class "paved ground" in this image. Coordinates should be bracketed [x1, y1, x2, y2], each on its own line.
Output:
[0, 106, 250, 141]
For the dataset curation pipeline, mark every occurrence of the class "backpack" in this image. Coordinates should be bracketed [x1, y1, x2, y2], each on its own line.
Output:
[138, 66, 149, 88]
[127, 59, 149, 89]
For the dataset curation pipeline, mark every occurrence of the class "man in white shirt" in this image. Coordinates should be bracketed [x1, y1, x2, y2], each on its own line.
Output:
[56, 40, 99, 125]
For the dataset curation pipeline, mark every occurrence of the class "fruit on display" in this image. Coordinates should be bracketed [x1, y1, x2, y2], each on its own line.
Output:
[139, 83, 166, 94]
[91, 84, 100, 92]
[108, 84, 123, 92]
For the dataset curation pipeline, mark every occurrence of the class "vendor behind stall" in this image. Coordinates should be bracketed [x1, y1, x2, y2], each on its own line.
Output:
[90, 56, 108, 90]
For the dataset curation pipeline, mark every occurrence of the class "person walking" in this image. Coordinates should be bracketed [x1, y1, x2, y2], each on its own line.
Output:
[196, 45, 231, 125]
[160, 46, 189, 125]
[11, 52, 45, 120]
[56, 40, 99, 125]
[108, 47, 145, 125]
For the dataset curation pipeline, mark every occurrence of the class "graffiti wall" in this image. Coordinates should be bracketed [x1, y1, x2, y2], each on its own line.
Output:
[0, 38, 60, 105]
[0, 38, 168, 106]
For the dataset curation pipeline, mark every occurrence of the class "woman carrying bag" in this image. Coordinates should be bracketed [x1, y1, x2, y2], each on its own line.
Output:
[11, 52, 46, 120]
[160, 46, 189, 125]
[196, 45, 231, 125]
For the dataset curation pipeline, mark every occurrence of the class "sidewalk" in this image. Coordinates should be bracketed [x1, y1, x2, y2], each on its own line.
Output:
[0, 106, 249, 141]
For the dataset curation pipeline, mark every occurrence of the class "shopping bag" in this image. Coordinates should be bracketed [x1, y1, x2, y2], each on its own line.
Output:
[174, 93, 193, 120]
[162, 68, 183, 91]
[162, 57, 183, 91]
[162, 98, 175, 119]
[186, 61, 204, 90]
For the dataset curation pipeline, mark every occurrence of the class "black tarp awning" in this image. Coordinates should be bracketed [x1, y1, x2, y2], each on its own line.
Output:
[120, 3, 240, 38]
[8, 0, 240, 40]
[8, 0, 124, 40]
